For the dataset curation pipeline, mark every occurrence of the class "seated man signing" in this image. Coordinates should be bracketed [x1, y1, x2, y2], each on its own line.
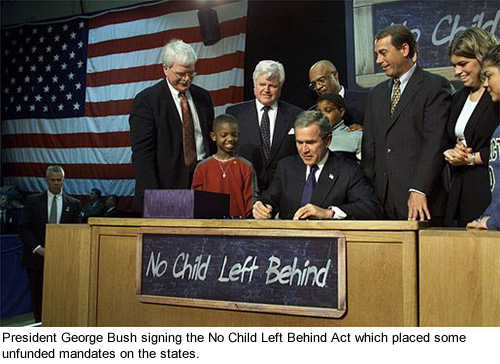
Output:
[253, 111, 383, 220]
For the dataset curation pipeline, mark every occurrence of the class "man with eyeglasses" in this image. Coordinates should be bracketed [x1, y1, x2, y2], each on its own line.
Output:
[309, 60, 366, 128]
[226, 60, 303, 192]
[129, 39, 216, 214]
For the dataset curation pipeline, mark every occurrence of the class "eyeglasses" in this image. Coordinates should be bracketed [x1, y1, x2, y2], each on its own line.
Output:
[167, 67, 197, 80]
[308, 72, 334, 90]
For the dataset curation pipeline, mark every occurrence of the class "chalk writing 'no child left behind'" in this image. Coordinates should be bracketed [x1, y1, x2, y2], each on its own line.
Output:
[146, 251, 331, 287]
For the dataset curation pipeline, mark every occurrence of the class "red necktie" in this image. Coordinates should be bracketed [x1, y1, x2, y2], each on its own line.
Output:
[179, 92, 196, 169]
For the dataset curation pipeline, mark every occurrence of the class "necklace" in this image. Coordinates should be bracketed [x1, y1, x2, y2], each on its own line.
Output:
[214, 156, 235, 178]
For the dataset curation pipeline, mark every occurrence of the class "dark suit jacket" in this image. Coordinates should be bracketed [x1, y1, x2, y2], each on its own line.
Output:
[226, 100, 303, 191]
[103, 207, 121, 217]
[81, 200, 106, 223]
[308, 88, 367, 126]
[445, 88, 499, 226]
[344, 89, 367, 126]
[19, 192, 81, 271]
[261, 151, 383, 220]
[362, 66, 452, 219]
[129, 79, 216, 211]
[0, 208, 19, 234]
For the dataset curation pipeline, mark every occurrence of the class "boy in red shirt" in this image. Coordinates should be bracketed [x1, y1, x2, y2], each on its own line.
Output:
[192, 114, 259, 217]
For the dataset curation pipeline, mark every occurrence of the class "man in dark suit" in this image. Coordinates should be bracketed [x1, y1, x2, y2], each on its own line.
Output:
[0, 193, 16, 234]
[80, 188, 105, 223]
[19, 165, 81, 322]
[129, 39, 215, 213]
[103, 195, 122, 217]
[226, 60, 303, 192]
[362, 24, 452, 221]
[253, 111, 383, 220]
[309, 60, 367, 127]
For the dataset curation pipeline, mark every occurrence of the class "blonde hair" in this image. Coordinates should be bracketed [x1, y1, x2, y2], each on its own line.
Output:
[449, 27, 499, 62]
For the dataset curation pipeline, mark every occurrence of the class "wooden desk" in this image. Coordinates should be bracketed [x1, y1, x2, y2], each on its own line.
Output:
[419, 228, 500, 326]
[43, 219, 421, 327]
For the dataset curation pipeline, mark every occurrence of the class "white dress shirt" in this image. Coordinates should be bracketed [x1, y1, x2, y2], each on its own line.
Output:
[167, 80, 206, 160]
[392, 63, 417, 98]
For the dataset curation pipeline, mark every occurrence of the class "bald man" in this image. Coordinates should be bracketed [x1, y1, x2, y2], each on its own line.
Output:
[309, 60, 366, 126]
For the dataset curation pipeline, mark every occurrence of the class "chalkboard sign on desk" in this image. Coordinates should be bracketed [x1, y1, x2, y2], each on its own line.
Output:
[136, 227, 346, 318]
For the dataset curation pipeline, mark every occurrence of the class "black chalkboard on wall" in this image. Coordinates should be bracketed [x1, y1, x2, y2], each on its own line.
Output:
[137, 227, 346, 318]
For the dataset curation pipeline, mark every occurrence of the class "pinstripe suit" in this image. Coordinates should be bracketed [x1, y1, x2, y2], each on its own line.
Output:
[362, 66, 452, 219]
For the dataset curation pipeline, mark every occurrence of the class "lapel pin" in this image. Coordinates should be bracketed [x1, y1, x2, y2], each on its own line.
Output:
[329, 173, 334, 180]
[65, 206, 70, 212]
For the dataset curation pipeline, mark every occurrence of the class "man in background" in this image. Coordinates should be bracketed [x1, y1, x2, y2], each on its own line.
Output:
[80, 188, 105, 223]
[309, 60, 366, 127]
[226, 60, 303, 191]
[19, 165, 81, 322]
[103, 195, 122, 217]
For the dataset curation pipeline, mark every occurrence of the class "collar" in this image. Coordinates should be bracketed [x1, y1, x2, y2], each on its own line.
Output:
[318, 148, 329, 167]
[255, 99, 277, 111]
[332, 120, 347, 132]
[339, 85, 345, 97]
[166, 78, 191, 99]
[48, 190, 63, 199]
[307, 149, 329, 177]
[397, 63, 417, 87]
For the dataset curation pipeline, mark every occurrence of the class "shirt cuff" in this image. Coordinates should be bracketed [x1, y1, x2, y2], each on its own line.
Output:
[33, 245, 42, 254]
[409, 189, 426, 196]
[329, 206, 347, 220]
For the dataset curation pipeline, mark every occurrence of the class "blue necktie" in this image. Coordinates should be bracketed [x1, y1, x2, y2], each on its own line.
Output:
[300, 164, 319, 206]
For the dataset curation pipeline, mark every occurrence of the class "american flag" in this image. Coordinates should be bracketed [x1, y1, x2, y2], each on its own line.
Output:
[1, 0, 247, 210]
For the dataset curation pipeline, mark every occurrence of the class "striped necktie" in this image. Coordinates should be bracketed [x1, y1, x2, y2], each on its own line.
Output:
[179, 92, 196, 169]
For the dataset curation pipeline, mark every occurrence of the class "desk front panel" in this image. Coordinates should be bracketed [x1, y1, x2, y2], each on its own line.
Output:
[89, 222, 417, 327]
